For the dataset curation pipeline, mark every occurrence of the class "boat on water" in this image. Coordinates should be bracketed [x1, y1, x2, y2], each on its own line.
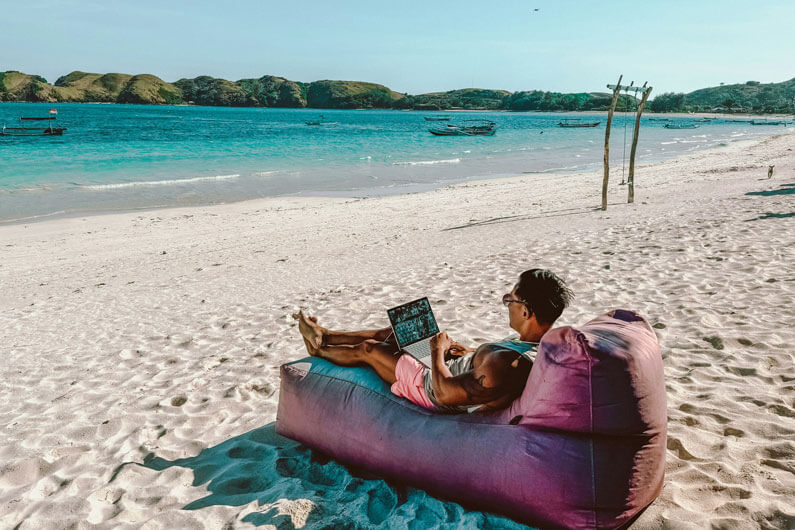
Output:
[305, 115, 339, 126]
[724, 119, 752, 123]
[424, 116, 451, 121]
[693, 118, 713, 122]
[557, 118, 600, 128]
[750, 119, 786, 125]
[1, 109, 66, 136]
[429, 119, 496, 136]
[648, 117, 671, 122]
[664, 123, 699, 129]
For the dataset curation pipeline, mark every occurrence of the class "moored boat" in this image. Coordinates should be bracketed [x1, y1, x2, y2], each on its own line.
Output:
[424, 116, 451, 121]
[664, 123, 699, 129]
[1, 109, 66, 136]
[557, 118, 600, 128]
[429, 119, 496, 136]
[305, 114, 339, 126]
[750, 119, 786, 125]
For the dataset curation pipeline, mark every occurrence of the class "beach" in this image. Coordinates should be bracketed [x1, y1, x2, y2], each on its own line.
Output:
[1, 130, 793, 528]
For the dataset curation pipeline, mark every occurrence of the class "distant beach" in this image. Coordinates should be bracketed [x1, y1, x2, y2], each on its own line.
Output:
[1, 102, 791, 224]
[1, 130, 793, 528]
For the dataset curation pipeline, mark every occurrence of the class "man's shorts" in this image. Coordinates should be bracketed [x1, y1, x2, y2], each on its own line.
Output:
[390, 354, 437, 410]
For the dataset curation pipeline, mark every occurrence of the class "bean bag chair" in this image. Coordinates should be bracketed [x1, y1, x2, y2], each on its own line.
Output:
[276, 310, 666, 529]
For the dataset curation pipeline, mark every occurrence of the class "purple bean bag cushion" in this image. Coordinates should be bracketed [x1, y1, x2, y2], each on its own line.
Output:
[276, 310, 666, 529]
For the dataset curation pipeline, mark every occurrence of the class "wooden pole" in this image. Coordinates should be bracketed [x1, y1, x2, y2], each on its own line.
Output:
[628, 84, 651, 204]
[602, 75, 623, 211]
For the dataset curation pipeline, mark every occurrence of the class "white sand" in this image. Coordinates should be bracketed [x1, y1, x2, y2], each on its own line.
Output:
[1, 132, 793, 529]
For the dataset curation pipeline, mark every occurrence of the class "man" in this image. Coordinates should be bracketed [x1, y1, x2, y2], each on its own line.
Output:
[294, 269, 573, 413]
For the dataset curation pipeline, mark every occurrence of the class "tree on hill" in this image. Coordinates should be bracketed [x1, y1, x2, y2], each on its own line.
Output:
[237, 76, 307, 107]
[649, 92, 686, 113]
[174, 76, 253, 106]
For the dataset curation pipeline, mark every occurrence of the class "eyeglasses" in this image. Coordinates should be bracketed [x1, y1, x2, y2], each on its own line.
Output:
[502, 293, 526, 308]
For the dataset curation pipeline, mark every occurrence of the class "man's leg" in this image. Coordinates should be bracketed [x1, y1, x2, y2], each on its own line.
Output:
[324, 327, 393, 345]
[315, 339, 399, 384]
[294, 310, 393, 349]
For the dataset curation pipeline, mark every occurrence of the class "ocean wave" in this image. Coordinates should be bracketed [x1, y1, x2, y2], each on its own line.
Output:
[81, 174, 240, 190]
[252, 171, 279, 177]
[392, 158, 461, 166]
[0, 184, 55, 194]
[526, 164, 584, 174]
[1, 210, 68, 224]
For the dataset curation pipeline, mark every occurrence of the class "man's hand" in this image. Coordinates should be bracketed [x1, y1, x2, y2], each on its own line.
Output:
[429, 331, 452, 355]
[446, 341, 474, 357]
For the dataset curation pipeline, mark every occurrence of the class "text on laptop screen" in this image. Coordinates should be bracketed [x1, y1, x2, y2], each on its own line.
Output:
[388, 298, 439, 347]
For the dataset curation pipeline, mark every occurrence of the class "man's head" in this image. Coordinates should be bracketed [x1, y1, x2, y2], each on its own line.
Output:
[503, 269, 574, 340]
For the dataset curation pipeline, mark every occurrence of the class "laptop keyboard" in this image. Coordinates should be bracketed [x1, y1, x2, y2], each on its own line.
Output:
[402, 338, 432, 366]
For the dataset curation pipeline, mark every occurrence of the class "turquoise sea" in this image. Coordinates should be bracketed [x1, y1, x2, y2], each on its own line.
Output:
[0, 102, 788, 223]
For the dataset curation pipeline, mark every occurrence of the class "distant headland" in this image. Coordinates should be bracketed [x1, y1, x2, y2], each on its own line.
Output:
[1, 70, 793, 114]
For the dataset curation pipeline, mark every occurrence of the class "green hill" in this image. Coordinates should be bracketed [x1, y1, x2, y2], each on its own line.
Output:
[503, 90, 639, 111]
[398, 88, 511, 110]
[236, 75, 307, 107]
[306, 80, 402, 109]
[650, 78, 795, 113]
[52, 72, 134, 102]
[0, 70, 182, 104]
[0, 71, 54, 102]
[685, 78, 795, 112]
[174, 76, 253, 106]
[117, 74, 182, 105]
[3, 69, 795, 113]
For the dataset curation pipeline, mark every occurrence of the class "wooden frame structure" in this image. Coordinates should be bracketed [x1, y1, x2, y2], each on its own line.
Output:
[601, 77, 653, 210]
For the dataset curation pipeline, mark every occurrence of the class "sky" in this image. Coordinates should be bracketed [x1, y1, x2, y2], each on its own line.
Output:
[3, 0, 794, 95]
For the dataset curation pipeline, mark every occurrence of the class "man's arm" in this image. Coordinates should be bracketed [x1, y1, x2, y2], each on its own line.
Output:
[429, 333, 504, 406]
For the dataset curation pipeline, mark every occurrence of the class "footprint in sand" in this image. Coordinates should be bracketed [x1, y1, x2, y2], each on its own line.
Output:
[767, 404, 794, 418]
[667, 437, 699, 461]
[702, 336, 725, 350]
[709, 413, 732, 424]
[726, 366, 756, 377]
[760, 459, 795, 475]
[723, 427, 745, 437]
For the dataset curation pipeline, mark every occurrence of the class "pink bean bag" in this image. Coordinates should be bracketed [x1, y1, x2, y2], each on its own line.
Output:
[276, 310, 666, 529]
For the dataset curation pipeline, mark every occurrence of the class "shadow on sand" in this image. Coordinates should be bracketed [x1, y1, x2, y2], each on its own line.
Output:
[121, 422, 526, 529]
[745, 182, 795, 197]
[442, 203, 626, 231]
[744, 183, 795, 221]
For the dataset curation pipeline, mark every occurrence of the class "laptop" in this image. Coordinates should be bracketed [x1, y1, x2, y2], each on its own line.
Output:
[387, 297, 439, 367]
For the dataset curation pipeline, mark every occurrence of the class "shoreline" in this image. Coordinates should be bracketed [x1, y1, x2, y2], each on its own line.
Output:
[0, 129, 793, 528]
[4, 100, 794, 119]
[2, 128, 793, 228]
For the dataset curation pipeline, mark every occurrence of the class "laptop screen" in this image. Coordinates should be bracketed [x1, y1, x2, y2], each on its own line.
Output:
[387, 297, 439, 347]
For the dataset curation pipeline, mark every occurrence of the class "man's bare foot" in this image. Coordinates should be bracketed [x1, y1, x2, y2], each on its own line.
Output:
[300, 336, 319, 357]
[292, 310, 326, 352]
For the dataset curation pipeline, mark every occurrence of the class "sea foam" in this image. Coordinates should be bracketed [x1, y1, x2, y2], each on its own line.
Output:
[392, 158, 461, 166]
[81, 174, 241, 191]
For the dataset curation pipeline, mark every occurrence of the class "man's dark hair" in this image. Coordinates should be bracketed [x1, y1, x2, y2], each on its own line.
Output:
[515, 269, 574, 325]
